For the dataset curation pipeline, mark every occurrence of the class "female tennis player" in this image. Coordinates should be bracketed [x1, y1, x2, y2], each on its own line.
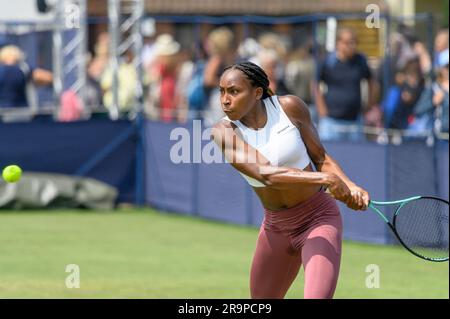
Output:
[211, 61, 370, 299]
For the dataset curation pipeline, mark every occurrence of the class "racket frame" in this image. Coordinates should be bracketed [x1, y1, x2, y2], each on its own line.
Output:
[369, 196, 449, 262]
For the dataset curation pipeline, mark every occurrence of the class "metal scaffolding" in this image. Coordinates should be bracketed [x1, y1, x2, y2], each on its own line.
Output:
[52, 0, 88, 117]
[108, 0, 145, 120]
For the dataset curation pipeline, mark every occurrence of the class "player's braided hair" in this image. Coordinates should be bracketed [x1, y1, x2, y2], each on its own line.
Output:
[223, 61, 274, 99]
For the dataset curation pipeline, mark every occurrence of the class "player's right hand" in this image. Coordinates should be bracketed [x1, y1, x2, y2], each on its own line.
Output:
[327, 173, 353, 208]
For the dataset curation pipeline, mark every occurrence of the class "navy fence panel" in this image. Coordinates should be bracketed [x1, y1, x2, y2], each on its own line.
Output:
[144, 120, 266, 224]
[436, 140, 449, 200]
[197, 163, 250, 224]
[3, 118, 444, 244]
[145, 120, 195, 214]
[388, 141, 438, 199]
[143, 120, 448, 244]
[0, 118, 136, 203]
[323, 142, 389, 244]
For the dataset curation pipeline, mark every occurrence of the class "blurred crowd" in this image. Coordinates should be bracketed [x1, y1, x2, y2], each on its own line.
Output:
[0, 24, 448, 142]
[381, 27, 449, 141]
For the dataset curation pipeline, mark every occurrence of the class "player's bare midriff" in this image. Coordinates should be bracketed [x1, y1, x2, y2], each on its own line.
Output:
[253, 163, 322, 211]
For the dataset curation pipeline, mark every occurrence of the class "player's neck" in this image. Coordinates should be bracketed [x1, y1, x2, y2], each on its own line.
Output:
[240, 101, 267, 129]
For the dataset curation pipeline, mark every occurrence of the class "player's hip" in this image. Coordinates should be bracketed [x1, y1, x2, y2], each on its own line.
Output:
[262, 190, 341, 234]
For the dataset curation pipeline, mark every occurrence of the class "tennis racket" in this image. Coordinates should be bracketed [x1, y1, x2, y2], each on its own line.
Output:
[368, 196, 449, 262]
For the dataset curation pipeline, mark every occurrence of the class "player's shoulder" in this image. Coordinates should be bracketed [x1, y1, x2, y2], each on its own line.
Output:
[213, 118, 235, 131]
[277, 95, 310, 120]
[211, 119, 243, 148]
[211, 118, 237, 140]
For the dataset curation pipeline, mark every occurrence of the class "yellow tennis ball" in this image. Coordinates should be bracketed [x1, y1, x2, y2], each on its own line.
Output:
[2, 165, 22, 183]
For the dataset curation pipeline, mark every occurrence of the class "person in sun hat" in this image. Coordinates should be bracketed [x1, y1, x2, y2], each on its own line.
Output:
[146, 34, 182, 122]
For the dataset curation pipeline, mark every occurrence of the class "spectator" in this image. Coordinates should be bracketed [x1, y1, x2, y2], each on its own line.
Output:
[432, 49, 449, 134]
[100, 48, 138, 114]
[380, 31, 420, 127]
[85, 54, 104, 111]
[87, 32, 110, 114]
[237, 37, 260, 62]
[257, 32, 289, 64]
[185, 41, 209, 121]
[176, 47, 196, 123]
[397, 24, 432, 76]
[141, 18, 157, 72]
[202, 27, 236, 126]
[256, 49, 290, 96]
[255, 32, 290, 91]
[434, 29, 449, 69]
[146, 34, 181, 122]
[389, 57, 424, 130]
[58, 89, 84, 122]
[380, 32, 413, 95]
[412, 49, 449, 135]
[285, 45, 316, 123]
[0, 45, 52, 109]
[88, 32, 109, 84]
[413, 40, 432, 77]
[314, 27, 376, 141]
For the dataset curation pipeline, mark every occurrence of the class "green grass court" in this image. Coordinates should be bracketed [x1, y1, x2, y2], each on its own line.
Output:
[0, 209, 448, 299]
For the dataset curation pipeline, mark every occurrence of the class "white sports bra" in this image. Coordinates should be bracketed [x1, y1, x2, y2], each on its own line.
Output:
[223, 95, 312, 187]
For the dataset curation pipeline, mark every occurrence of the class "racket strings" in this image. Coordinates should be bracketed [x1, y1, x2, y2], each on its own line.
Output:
[394, 198, 449, 260]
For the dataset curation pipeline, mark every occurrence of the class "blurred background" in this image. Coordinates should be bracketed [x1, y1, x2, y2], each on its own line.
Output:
[0, 0, 448, 298]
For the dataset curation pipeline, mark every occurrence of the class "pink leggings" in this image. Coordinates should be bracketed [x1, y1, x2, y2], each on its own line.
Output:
[250, 191, 342, 299]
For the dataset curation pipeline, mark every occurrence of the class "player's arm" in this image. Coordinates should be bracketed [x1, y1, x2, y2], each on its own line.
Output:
[279, 95, 369, 210]
[211, 119, 341, 191]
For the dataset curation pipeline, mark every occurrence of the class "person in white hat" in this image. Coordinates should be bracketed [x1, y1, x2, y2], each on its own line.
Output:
[146, 34, 181, 122]
[141, 18, 157, 71]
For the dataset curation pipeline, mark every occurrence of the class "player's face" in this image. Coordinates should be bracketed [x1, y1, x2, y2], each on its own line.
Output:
[219, 70, 260, 121]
